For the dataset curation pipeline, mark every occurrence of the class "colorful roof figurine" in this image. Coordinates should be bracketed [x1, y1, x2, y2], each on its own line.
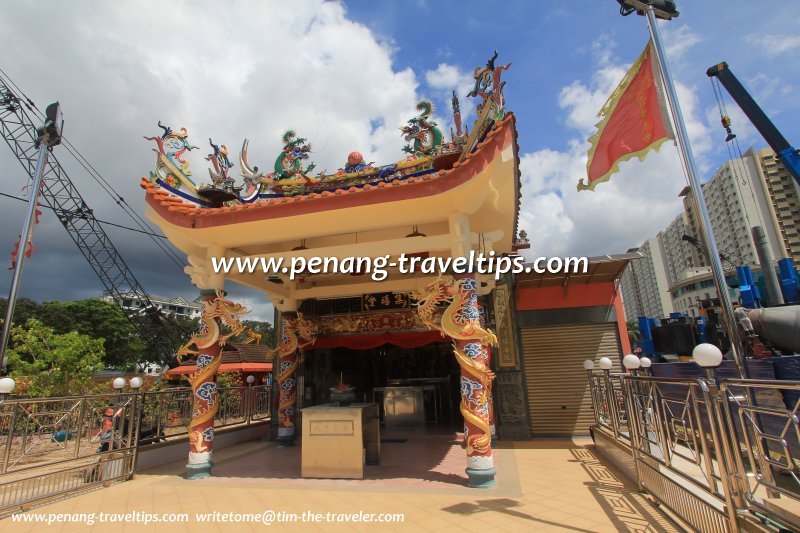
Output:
[401, 99, 444, 158]
[196, 138, 241, 207]
[143, 121, 199, 193]
[141, 50, 520, 238]
[468, 50, 512, 119]
[336, 152, 374, 177]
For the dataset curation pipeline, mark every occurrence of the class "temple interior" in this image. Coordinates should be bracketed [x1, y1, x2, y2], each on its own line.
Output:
[303, 342, 463, 430]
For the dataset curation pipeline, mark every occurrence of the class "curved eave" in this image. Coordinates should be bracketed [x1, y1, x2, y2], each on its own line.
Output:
[143, 114, 520, 231]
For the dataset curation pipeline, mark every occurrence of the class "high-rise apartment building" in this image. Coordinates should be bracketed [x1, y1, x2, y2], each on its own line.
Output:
[659, 212, 705, 287]
[750, 147, 800, 269]
[621, 146, 797, 319]
[620, 237, 673, 320]
[680, 149, 785, 270]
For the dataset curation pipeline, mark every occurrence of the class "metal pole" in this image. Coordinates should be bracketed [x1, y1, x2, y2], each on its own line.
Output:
[644, 7, 749, 379]
[0, 142, 50, 373]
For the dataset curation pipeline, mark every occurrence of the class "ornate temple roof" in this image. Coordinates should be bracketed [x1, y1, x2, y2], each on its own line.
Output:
[140, 52, 523, 244]
[142, 113, 520, 231]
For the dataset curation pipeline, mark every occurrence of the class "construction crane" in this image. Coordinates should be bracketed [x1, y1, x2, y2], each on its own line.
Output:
[0, 74, 185, 365]
[707, 62, 800, 186]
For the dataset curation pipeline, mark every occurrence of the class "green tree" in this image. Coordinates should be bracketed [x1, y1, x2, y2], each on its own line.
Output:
[0, 297, 40, 327]
[36, 299, 146, 370]
[6, 318, 105, 397]
[626, 319, 642, 348]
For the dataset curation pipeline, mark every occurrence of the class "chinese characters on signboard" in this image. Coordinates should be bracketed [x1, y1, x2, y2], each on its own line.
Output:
[362, 292, 409, 311]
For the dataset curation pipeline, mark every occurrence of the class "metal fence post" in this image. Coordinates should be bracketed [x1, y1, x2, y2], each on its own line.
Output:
[603, 369, 620, 437]
[73, 397, 87, 459]
[649, 379, 673, 468]
[1, 401, 19, 474]
[699, 378, 741, 531]
[623, 376, 645, 492]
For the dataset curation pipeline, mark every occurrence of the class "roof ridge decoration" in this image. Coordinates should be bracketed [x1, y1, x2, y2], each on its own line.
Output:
[467, 50, 511, 121]
[142, 51, 512, 209]
[144, 121, 199, 194]
[401, 99, 444, 157]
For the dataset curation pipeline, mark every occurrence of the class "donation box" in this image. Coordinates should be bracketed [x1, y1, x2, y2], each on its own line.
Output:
[301, 403, 380, 479]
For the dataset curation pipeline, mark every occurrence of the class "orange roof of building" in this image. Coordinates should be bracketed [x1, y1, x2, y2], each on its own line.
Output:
[166, 362, 272, 376]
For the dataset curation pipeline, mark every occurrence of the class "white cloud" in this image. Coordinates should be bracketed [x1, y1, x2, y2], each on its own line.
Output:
[662, 24, 702, 60]
[558, 64, 628, 134]
[745, 73, 795, 105]
[425, 63, 469, 90]
[0, 0, 424, 319]
[745, 33, 800, 56]
[423, 62, 476, 132]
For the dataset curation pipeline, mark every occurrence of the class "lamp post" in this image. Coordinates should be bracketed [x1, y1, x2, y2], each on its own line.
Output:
[246, 374, 256, 421]
[0, 377, 15, 401]
[598, 357, 619, 435]
[583, 359, 595, 378]
[112, 377, 126, 405]
[639, 357, 652, 376]
[693, 343, 723, 381]
[128, 376, 144, 446]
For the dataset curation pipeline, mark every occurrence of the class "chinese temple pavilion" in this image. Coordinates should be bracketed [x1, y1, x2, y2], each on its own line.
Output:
[141, 52, 633, 488]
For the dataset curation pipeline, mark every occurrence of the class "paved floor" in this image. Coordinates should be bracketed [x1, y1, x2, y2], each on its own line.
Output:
[4, 434, 679, 532]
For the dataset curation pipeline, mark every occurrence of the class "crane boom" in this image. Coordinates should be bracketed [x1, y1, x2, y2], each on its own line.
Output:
[0, 79, 182, 364]
[707, 61, 800, 186]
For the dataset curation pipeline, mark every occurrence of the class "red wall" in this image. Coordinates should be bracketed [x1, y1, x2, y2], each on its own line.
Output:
[515, 281, 632, 355]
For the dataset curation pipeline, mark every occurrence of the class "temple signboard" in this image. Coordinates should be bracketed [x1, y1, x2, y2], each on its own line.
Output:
[493, 284, 517, 368]
[362, 292, 409, 311]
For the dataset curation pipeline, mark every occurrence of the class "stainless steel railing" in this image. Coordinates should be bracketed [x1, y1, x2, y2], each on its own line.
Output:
[588, 369, 800, 532]
[0, 384, 272, 516]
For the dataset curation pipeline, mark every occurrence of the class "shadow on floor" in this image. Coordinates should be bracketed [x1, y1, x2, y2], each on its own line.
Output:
[570, 446, 679, 532]
[142, 429, 473, 489]
[441, 498, 596, 532]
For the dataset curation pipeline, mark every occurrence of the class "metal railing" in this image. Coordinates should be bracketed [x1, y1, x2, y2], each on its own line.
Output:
[588, 368, 800, 532]
[0, 384, 271, 516]
[588, 372, 629, 443]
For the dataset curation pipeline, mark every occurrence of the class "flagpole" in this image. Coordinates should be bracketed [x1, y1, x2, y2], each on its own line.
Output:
[643, 6, 749, 379]
[0, 103, 62, 374]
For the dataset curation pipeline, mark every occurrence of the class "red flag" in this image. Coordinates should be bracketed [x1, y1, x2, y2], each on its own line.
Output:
[578, 42, 674, 191]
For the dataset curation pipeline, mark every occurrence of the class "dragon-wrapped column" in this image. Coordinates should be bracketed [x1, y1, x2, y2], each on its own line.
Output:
[275, 311, 316, 447]
[414, 273, 497, 488]
[452, 274, 497, 488]
[185, 289, 225, 480]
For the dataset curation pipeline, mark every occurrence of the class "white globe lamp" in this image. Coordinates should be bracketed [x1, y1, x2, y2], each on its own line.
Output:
[693, 343, 723, 368]
[246, 375, 255, 385]
[640, 357, 652, 369]
[583, 359, 595, 371]
[623, 354, 641, 370]
[129, 376, 144, 389]
[693, 343, 723, 379]
[598, 357, 613, 371]
[0, 377, 15, 400]
[112, 377, 126, 390]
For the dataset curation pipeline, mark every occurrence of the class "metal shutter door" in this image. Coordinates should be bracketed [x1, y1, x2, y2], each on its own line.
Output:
[521, 323, 623, 436]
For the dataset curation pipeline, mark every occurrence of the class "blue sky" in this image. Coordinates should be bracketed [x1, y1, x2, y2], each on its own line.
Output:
[345, 0, 798, 171]
[0, 0, 797, 320]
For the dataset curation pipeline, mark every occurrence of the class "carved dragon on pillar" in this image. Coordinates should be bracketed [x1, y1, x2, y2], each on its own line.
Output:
[272, 313, 317, 444]
[413, 276, 497, 463]
[177, 290, 248, 472]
